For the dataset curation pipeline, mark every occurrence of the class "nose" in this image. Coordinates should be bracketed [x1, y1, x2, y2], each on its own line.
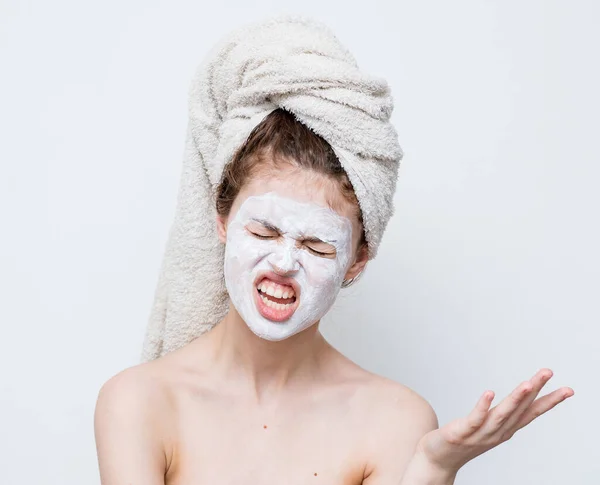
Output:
[268, 241, 300, 275]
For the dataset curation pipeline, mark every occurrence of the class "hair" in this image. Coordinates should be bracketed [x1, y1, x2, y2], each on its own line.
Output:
[215, 107, 367, 286]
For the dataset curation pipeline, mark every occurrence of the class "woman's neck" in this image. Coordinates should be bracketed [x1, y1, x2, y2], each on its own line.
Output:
[204, 302, 330, 401]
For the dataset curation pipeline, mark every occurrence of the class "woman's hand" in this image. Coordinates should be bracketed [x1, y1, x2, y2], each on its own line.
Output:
[415, 368, 574, 475]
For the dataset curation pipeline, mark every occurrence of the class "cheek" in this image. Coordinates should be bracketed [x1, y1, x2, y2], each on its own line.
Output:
[300, 255, 345, 288]
[225, 227, 274, 273]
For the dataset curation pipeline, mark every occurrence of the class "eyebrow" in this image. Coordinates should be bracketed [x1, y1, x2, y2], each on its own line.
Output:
[250, 218, 280, 232]
[250, 218, 337, 245]
[303, 236, 337, 245]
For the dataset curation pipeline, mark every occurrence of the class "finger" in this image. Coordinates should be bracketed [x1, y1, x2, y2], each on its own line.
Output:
[502, 368, 554, 431]
[482, 380, 534, 433]
[462, 390, 495, 436]
[513, 387, 574, 431]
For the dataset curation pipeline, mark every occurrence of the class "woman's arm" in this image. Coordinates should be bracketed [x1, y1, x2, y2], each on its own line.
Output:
[397, 452, 457, 485]
[94, 368, 170, 485]
[364, 368, 573, 485]
[410, 368, 573, 480]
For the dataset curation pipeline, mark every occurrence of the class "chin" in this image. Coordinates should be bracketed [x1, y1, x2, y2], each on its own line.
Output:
[245, 318, 309, 342]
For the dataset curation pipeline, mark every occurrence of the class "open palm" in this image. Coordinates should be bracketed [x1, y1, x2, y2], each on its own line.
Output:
[416, 368, 574, 474]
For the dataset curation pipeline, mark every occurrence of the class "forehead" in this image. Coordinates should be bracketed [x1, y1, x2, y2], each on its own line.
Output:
[234, 164, 358, 221]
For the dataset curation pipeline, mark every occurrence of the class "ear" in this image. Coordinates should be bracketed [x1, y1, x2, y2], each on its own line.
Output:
[343, 243, 368, 281]
[216, 214, 228, 243]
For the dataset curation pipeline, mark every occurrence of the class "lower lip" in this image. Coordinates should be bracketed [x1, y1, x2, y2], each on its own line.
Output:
[254, 286, 298, 322]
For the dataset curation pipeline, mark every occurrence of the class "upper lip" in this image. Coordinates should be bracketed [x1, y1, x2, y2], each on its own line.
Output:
[254, 271, 301, 300]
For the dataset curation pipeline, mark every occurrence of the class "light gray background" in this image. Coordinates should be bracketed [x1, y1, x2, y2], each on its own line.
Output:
[1, 1, 597, 483]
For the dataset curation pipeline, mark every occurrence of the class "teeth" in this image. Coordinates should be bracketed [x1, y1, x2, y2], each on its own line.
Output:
[260, 294, 293, 310]
[257, 279, 295, 298]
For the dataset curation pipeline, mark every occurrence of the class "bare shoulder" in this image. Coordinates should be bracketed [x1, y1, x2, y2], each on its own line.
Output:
[330, 349, 438, 431]
[329, 352, 439, 482]
[94, 359, 179, 482]
[95, 360, 174, 419]
[361, 374, 440, 483]
[96, 339, 201, 406]
[364, 372, 438, 431]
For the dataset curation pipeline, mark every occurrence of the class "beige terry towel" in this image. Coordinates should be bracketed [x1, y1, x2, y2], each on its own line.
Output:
[141, 14, 403, 362]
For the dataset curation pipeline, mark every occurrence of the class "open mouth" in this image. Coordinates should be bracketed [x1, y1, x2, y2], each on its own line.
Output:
[253, 275, 299, 322]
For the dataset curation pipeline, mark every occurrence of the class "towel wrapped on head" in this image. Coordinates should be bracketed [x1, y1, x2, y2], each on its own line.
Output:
[141, 14, 404, 362]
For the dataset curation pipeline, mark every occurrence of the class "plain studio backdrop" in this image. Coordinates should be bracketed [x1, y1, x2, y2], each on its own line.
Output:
[1, 0, 598, 483]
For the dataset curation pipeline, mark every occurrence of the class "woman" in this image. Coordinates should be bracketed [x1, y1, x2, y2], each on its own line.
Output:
[94, 16, 573, 485]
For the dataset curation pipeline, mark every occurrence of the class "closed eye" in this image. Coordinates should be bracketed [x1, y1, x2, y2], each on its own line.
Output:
[248, 230, 278, 240]
[307, 247, 330, 257]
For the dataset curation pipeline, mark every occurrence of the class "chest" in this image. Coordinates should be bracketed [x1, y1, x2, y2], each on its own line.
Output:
[166, 395, 368, 485]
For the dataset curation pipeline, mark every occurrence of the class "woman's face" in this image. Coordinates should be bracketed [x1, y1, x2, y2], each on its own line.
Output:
[217, 164, 367, 341]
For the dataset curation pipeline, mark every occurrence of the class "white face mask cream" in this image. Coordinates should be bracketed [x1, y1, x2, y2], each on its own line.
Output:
[223, 192, 354, 341]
